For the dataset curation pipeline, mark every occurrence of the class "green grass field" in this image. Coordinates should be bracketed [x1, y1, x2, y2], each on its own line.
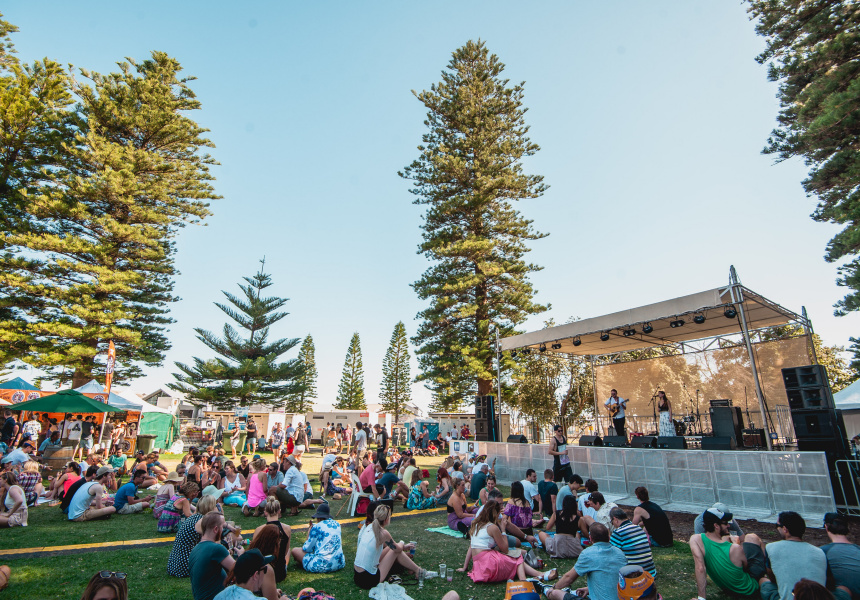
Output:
[1, 452, 731, 600]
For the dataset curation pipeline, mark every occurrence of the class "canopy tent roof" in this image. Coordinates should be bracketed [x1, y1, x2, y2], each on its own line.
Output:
[501, 285, 804, 356]
[0, 377, 39, 391]
[834, 379, 860, 411]
[9, 389, 124, 414]
[74, 380, 173, 414]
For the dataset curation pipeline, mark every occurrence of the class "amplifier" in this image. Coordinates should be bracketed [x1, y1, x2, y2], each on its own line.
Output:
[742, 428, 767, 448]
[579, 435, 603, 447]
[709, 399, 732, 407]
[603, 436, 628, 447]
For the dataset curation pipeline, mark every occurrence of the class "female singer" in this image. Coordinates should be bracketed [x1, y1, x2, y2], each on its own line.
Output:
[657, 391, 675, 437]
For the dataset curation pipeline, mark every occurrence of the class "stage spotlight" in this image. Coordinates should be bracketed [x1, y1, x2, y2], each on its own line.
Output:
[551, 343, 562, 350]
[539, 344, 547, 353]
[600, 332, 610, 341]
[572, 337, 582, 347]
[623, 328, 636, 337]
[642, 323, 653, 334]
[522, 348, 532, 354]
[724, 306, 737, 319]
[510, 351, 517, 357]
[670, 319, 685, 328]
[693, 314, 706, 324]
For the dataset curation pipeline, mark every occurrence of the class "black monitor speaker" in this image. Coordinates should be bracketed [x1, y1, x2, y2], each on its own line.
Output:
[701, 436, 737, 450]
[791, 409, 845, 439]
[782, 365, 835, 409]
[656, 436, 686, 449]
[579, 435, 603, 447]
[603, 436, 628, 447]
[631, 436, 657, 448]
[710, 406, 743, 444]
[506, 434, 528, 444]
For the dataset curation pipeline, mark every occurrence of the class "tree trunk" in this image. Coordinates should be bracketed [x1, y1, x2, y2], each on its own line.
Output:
[477, 378, 492, 396]
[72, 368, 91, 388]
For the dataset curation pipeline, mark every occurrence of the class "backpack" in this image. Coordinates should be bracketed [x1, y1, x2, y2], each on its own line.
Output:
[355, 496, 371, 517]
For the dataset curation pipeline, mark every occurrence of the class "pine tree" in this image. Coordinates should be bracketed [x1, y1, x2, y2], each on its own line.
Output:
[747, 1, 860, 314]
[379, 322, 412, 423]
[170, 262, 305, 409]
[400, 40, 548, 410]
[0, 47, 218, 385]
[335, 332, 366, 409]
[286, 334, 317, 413]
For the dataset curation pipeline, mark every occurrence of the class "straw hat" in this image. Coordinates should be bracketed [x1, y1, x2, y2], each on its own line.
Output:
[164, 471, 183, 484]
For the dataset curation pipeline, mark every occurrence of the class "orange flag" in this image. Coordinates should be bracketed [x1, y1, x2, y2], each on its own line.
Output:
[104, 340, 116, 397]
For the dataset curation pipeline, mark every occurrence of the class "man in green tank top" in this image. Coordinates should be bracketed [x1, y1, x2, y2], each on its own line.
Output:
[689, 508, 767, 600]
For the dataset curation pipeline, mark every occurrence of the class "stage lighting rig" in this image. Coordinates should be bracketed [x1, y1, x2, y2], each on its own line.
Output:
[572, 337, 582, 347]
[551, 343, 562, 350]
[693, 314, 706, 324]
[600, 332, 610, 341]
[539, 344, 547, 353]
[522, 348, 532, 354]
[642, 323, 653, 334]
[724, 306, 737, 319]
[670, 319, 685, 328]
[623, 328, 636, 337]
[510, 351, 517, 357]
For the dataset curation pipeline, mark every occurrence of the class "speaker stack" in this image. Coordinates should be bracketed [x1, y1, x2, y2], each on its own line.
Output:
[709, 402, 744, 448]
[782, 365, 850, 466]
[475, 395, 500, 442]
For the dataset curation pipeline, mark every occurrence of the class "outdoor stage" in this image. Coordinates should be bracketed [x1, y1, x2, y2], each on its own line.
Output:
[450, 440, 837, 524]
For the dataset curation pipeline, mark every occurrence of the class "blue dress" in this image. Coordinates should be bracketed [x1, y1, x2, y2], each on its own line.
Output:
[301, 518, 345, 573]
[406, 482, 436, 510]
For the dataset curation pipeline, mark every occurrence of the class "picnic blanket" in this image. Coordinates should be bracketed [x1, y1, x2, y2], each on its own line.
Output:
[424, 526, 540, 548]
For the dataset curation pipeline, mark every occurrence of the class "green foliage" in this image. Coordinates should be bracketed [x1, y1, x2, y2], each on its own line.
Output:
[379, 321, 412, 422]
[400, 39, 548, 408]
[0, 29, 218, 384]
[335, 332, 366, 409]
[286, 334, 317, 413]
[747, 0, 860, 314]
[170, 263, 305, 409]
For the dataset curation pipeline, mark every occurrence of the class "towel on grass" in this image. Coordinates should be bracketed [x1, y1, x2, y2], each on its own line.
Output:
[425, 526, 542, 548]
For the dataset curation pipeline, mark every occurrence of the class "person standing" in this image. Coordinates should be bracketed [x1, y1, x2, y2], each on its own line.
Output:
[604, 389, 627, 438]
[374, 424, 389, 455]
[270, 424, 284, 457]
[1, 410, 19, 447]
[79, 416, 95, 460]
[68, 416, 84, 461]
[230, 422, 241, 460]
[656, 391, 675, 437]
[353, 421, 368, 464]
[549, 424, 573, 483]
[245, 418, 258, 455]
[293, 422, 308, 460]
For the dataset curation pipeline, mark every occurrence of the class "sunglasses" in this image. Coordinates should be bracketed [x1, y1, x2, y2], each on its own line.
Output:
[99, 571, 127, 580]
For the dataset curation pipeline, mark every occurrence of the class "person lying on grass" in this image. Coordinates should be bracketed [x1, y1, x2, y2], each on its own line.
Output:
[463, 499, 557, 584]
[353, 504, 433, 590]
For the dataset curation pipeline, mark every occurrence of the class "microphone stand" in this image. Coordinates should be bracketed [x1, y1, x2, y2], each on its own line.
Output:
[649, 387, 659, 436]
[684, 383, 694, 435]
[695, 389, 702, 435]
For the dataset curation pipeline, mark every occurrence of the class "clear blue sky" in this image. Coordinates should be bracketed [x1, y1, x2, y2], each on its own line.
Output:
[7, 1, 857, 411]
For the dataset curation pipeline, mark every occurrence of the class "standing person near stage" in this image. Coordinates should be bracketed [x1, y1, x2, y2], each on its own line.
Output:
[604, 389, 628, 438]
[549, 424, 573, 483]
[244, 418, 258, 455]
[656, 391, 675, 437]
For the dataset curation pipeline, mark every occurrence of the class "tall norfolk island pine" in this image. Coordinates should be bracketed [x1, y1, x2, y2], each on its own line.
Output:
[336, 332, 366, 410]
[170, 264, 305, 410]
[379, 322, 412, 424]
[400, 40, 548, 411]
[0, 27, 218, 385]
[286, 334, 318, 414]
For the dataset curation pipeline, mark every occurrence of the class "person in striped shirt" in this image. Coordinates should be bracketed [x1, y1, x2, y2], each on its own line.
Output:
[610, 507, 657, 576]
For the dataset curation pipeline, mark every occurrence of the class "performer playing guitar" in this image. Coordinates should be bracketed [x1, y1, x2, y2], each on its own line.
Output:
[604, 389, 628, 438]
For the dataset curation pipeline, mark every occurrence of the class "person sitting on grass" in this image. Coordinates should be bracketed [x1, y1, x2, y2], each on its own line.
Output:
[435, 467, 454, 506]
[38, 431, 63, 456]
[477, 474, 498, 508]
[270, 455, 304, 517]
[214, 548, 284, 600]
[296, 464, 326, 510]
[545, 523, 627, 600]
[353, 504, 433, 590]
[406, 469, 437, 510]
[610, 506, 656, 576]
[760, 512, 826, 600]
[17, 460, 44, 506]
[470, 464, 490, 504]
[44, 461, 81, 501]
[448, 478, 478, 535]
[80, 570, 129, 600]
[153, 471, 184, 519]
[291, 502, 346, 573]
[0, 472, 27, 527]
[689, 506, 767, 599]
[251, 497, 291, 582]
[538, 495, 581, 559]
[821, 512, 860, 600]
[166, 495, 218, 578]
[693, 502, 745, 541]
[106, 446, 128, 482]
[68, 466, 116, 522]
[187, 454, 206, 489]
[243, 458, 268, 517]
[157, 481, 198, 533]
[190, 511, 240, 600]
[244, 528, 285, 600]
[504, 481, 544, 535]
[374, 459, 409, 501]
[631, 486, 673, 548]
[113, 469, 151, 515]
[465, 499, 557, 584]
[579, 492, 618, 537]
[144, 452, 168, 482]
[220, 461, 247, 507]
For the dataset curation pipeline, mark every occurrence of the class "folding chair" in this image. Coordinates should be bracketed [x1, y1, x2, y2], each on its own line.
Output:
[347, 472, 373, 517]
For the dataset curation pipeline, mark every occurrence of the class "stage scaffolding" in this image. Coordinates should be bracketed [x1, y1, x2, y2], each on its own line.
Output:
[500, 267, 817, 450]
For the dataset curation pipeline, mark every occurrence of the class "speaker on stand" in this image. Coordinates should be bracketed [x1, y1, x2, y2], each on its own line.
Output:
[475, 395, 500, 442]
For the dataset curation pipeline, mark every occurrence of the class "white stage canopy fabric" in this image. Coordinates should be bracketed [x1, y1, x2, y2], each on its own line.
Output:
[501, 285, 803, 356]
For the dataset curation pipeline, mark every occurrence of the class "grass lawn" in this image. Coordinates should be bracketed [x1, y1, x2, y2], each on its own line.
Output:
[1, 451, 734, 600]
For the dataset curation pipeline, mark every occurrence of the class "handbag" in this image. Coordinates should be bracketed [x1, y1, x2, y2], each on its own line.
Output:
[524, 547, 544, 570]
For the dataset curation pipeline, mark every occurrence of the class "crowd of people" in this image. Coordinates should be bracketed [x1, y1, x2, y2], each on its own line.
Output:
[2, 410, 860, 600]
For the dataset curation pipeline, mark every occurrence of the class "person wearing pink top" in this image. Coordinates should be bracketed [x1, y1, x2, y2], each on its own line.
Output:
[243, 458, 268, 517]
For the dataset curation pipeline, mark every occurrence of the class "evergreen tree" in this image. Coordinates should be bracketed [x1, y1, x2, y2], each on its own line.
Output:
[379, 321, 412, 423]
[400, 40, 548, 410]
[170, 262, 305, 409]
[335, 332, 366, 409]
[286, 334, 317, 413]
[0, 46, 218, 385]
[747, 1, 860, 313]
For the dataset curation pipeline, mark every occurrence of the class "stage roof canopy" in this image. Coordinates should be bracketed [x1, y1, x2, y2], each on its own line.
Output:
[500, 285, 804, 356]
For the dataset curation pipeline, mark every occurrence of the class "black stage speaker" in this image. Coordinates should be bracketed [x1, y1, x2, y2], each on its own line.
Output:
[710, 406, 743, 444]
[791, 409, 845, 439]
[603, 436, 628, 447]
[656, 436, 686, 449]
[796, 437, 850, 468]
[579, 435, 603, 447]
[631, 436, 657, 448]
[506, 434, 528, 444]
[701, 436, 737, 450]
[782, 365, 834, 410]
[475, 395, 499, 442]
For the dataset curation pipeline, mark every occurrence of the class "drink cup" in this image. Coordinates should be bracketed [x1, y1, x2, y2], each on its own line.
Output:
[440, 564, 447, 579]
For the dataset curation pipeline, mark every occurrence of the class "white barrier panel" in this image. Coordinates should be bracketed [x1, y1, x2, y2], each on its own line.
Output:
[449, 440, 836, 523]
